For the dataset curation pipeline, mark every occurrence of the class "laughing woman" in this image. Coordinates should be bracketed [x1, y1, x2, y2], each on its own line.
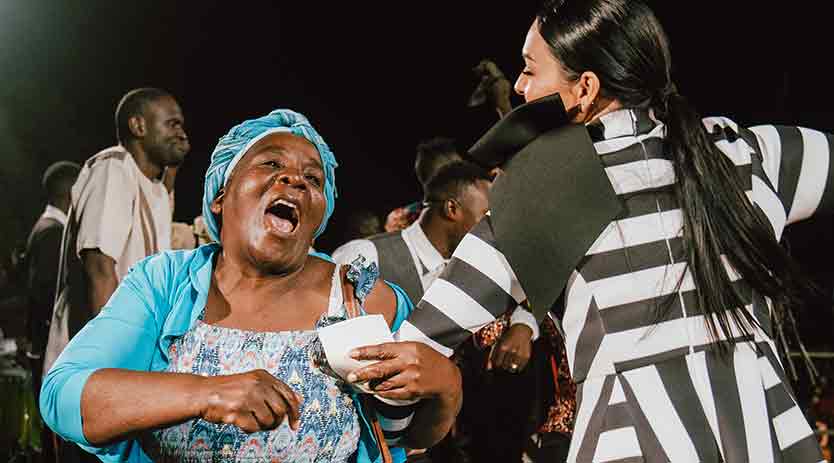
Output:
[39, 110, 461, 462]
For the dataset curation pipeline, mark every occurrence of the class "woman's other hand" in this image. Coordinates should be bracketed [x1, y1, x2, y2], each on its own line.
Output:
[197, 369, 302, 433]
[487, 324, 533, 373]
[347, 342, 462, 404]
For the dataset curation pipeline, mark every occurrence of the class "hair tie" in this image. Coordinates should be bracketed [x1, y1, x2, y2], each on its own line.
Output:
[658, 82, 678, 103]
[652, 82, 678, 119]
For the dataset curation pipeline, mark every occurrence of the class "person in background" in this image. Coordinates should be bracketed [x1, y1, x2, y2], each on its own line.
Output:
[384, 137, 463, 233]
[23, 160, 80, 462]
[46, 87, 190, 357]
[42, 88, 189, 463]
[26, 162, 80, 368]
[335, 161, 503, 313]
[335, 161, 540, 462]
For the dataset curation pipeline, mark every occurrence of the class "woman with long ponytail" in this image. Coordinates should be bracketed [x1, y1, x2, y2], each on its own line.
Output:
[396, 0, 833, 461]
[508, 1, 830, 460]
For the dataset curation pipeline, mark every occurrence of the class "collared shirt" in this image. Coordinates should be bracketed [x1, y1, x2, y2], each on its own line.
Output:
[40, 244, 412, 463]
[26, 205, 69, 357]
[401, 217, 447, 290]
[41, 204, 68, 227]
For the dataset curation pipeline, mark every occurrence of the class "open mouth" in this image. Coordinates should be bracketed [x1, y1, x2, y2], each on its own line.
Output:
[265, 198, 300, 234]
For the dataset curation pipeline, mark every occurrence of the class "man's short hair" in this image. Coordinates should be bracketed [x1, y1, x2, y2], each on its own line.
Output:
[42, 161, 81, 200]
[115, 87, 172, 143]
[414, 137, 463, 187]
[423, 161, 492, 207]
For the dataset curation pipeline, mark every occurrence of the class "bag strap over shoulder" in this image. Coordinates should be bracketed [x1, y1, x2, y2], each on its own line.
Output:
[338, 265, 394, 463]
[340, 265, 364, 320]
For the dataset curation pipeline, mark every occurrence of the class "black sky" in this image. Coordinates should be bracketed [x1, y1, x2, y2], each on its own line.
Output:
[2, 2, 833, 343]
[2, 1, 832, 247]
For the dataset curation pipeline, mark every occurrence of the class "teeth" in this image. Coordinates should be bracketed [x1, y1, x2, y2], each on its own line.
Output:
[276, 199, 297, 209]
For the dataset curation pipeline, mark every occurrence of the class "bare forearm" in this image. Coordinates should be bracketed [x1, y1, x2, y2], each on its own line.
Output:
[81, 369, 206, 445]
[403, 391, 462, 449]
[82, 250, 119, 315]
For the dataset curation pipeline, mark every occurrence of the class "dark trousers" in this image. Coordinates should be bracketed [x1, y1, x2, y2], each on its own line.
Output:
[427, 340, 538, 463]
[464, 347, 537, 463]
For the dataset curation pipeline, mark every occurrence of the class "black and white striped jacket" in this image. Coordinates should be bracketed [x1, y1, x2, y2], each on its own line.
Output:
[396, 108, 832, 462]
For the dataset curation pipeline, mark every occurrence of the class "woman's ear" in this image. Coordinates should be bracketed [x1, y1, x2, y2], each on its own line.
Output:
[210, 188, 225, 214]
[571, 71, 602, 119]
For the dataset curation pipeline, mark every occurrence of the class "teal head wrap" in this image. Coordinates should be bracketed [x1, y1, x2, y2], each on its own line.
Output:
[202, 109, 338, 242]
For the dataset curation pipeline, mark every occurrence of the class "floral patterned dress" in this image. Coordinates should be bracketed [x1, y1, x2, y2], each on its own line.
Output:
[142, 266, 361, 462]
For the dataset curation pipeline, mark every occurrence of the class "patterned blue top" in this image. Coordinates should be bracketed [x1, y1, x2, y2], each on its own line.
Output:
[40, 244, 412, 463]
[144, 268, 361, 462]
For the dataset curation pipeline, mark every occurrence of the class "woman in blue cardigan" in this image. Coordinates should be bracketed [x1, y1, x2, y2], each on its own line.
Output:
[40, 109, 461, 462]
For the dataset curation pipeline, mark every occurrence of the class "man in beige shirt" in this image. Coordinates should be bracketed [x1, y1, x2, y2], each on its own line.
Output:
[49, 87, 190, 353]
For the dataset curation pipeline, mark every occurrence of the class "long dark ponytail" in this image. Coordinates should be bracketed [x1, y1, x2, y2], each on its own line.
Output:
[536, 0, 813, 347]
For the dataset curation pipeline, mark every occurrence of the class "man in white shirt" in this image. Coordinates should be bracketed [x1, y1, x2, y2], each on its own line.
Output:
[26, 162, 80, 363]
[334, 161, 539, 346]
[52, 87, 189, 344]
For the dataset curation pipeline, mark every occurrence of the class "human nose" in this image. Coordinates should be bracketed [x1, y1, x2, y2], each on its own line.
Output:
[278, 169, 306, 190]
[514, 74, 526, 97]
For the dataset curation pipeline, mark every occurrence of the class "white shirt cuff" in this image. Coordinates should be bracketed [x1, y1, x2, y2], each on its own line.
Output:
[509, 306, 539, 341]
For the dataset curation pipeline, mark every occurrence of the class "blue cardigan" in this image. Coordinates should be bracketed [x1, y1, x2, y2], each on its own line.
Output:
[40, 244, 410, 462]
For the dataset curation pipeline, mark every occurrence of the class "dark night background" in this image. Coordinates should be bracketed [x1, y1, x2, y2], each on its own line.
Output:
[1, 2, 832, 355]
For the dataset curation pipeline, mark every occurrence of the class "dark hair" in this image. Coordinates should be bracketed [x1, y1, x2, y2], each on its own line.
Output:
[115, 88, 172, 144]
[536, 0, 813, 348]
[42, 161, 81, 201]
[414, 137, 463, 188]
[424, 161, 492, 208]
[345, 209, 383, 241]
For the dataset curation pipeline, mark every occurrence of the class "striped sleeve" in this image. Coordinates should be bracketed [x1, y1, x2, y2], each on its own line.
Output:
[366, 282, 419, 447]
[370, 396, 418, 446]
[395, 215, 525, 355]
[376, 217, 524, 443]
[747, 124, 834, 224]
